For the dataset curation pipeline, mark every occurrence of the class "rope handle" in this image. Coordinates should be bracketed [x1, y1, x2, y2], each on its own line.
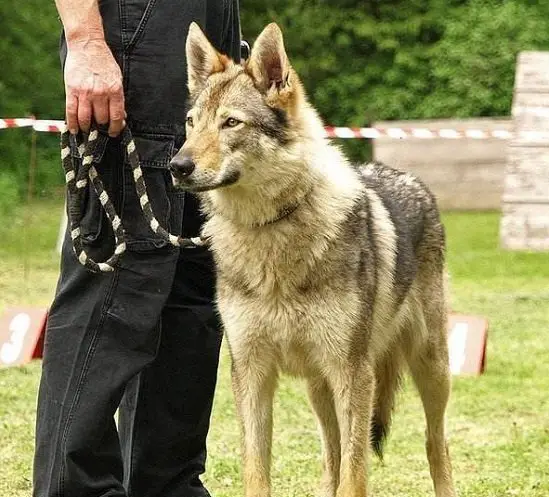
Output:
[61, 125, 206, 273]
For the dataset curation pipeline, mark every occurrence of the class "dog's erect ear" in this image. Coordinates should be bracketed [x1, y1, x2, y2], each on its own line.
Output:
[186, 22, 229, 98]
[247, 23, 290, 93]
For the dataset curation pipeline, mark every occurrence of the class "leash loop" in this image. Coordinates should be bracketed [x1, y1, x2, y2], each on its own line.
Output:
[61, 125, 205, 273]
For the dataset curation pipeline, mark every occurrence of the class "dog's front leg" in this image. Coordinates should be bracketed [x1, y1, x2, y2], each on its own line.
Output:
[307, 377, 341, 497]
[231, 354, 277, 497]
[330, 360, 375, 497]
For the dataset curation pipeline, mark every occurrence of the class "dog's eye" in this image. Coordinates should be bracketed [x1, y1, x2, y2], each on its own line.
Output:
[223, 117, 241, 128]
[186, 116, 194, 127]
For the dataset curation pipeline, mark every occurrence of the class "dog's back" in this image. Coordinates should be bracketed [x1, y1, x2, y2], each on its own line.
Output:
[351, 161, 448, 456]
[358, 160, 445, 312]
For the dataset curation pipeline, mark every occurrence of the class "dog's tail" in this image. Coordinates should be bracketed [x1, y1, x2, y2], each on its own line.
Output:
[371, 352, 403, 459]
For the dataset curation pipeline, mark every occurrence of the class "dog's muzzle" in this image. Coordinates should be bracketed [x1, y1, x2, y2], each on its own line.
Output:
[169, 156, 196, 179]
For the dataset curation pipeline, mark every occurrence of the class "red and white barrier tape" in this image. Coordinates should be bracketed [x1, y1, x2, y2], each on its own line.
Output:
[1, 117, 547, 140]
[0, 118, 66, 133]
[323, 126, 514, 140]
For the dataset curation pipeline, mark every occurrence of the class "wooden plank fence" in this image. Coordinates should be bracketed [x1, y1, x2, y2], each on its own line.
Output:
[373, 51, 549, 250]
[373, 118, 512, 210]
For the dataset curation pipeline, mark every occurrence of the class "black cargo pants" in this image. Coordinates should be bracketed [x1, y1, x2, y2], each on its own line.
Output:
[33, 2, 240, 496]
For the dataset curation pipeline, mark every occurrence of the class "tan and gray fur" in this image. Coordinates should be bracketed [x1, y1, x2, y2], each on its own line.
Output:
[171, 22, 457, 497]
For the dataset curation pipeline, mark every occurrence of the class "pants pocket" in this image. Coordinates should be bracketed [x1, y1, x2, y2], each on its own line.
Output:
[75, 135, 120, 245]
[122, 166, 171, 252]
[75, 131, 180, 254]
[122, 132, 180, 252]
[119, 0, 158, 52]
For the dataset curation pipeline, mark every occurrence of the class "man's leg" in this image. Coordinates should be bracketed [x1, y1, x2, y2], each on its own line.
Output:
[33, 143, 180, 497]
[118, 245, 222, 497]
[114, 1, 241, 494]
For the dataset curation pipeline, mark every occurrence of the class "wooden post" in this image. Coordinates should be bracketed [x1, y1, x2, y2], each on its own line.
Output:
[501, 51, 549, 250]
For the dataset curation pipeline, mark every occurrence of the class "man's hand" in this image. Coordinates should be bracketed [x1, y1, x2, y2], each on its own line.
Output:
[64, 39, 125, 137]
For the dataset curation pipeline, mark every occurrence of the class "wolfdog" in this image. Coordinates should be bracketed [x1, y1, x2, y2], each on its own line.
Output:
[170, 22, 456, 497]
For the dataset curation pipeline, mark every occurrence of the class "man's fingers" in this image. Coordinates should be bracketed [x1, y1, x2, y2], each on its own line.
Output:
[92, 97, 109, 125]
[66, 82, 124, 136]
[77, 96, 93, 133]
[66, 93, 79, 134]
[108, 94, 125, 137]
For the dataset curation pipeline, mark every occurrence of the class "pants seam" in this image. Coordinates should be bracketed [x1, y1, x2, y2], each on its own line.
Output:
[119, 0, 128, 48]
[127, 316, 162, 496]
[124, 372, 140, 496]
[57, 268, 121, 497]
[126, 0, 158, 53]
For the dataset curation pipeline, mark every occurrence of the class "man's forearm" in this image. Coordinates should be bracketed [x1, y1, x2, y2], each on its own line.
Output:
[55, 0, 105, 45]
[54, 0, 125, 135]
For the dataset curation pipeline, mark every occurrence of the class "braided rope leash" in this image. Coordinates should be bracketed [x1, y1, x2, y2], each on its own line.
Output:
[61, 126, 206, 273]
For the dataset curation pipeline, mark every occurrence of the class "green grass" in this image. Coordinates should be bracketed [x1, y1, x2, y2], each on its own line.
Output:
[0, 198, 64, 310]
[1, 205, 549, 497]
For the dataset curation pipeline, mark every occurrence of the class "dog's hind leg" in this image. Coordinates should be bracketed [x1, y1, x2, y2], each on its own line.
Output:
[329, 359, 375, 497]
[231, 355, 278, 497]
[405, 286, 456, 497]
[307, 377, 341, 497]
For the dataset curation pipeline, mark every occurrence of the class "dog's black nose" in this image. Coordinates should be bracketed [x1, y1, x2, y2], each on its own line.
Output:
[169, 156, 196, 177]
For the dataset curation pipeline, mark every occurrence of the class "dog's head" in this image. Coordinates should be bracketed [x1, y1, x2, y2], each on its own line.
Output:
[170, 22, 311, 192]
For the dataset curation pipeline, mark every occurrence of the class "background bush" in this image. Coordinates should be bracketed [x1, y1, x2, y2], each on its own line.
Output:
[2, 0, 549, 211]
[0, 0, 64, 211]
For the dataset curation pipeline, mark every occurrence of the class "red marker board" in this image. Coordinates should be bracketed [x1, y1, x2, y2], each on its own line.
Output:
[0, 308, 47, 368]
[0, 308, 487, 375]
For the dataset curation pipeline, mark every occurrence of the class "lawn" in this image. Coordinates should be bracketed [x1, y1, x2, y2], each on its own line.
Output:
[1, 202, 548, 497]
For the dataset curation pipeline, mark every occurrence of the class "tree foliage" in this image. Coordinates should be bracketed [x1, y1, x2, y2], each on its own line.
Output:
[423, 1, 549, 117]
[240, 0, 549, 160]
[0, 0, 64, 212]
[2, 0, 549, 211]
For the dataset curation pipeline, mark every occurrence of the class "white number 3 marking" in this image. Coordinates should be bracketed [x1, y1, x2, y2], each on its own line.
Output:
[1, 313, 31, 364]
